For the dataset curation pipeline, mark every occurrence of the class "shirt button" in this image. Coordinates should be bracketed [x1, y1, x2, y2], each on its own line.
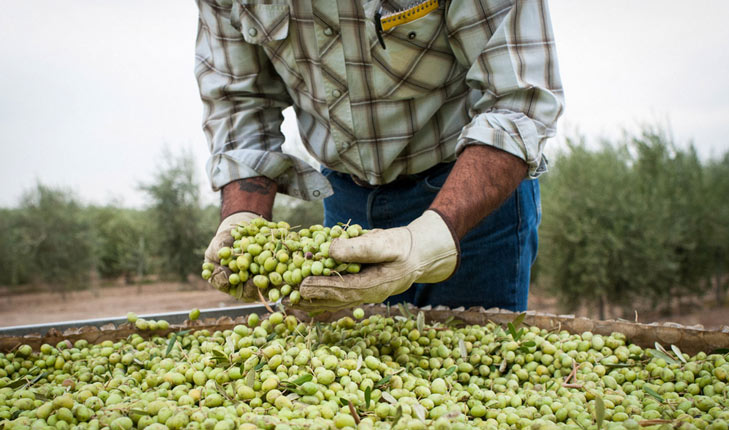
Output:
[248, 28, 258, 37]
[332, 89, 341, 98]
[323, 27, 333, 36]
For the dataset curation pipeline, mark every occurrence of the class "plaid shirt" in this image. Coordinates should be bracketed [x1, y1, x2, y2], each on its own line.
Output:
[195, 0, 564, 200]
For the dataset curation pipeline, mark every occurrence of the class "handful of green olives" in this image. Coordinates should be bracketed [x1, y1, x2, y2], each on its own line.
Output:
[202, 218, 365, 303]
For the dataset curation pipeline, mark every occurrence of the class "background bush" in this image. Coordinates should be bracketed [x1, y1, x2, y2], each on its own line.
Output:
[537, 126, 729, 316]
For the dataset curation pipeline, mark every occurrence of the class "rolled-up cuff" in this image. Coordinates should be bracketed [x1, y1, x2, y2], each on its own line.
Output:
[456, 112, 550, 178]
[207, 150, 333, 201]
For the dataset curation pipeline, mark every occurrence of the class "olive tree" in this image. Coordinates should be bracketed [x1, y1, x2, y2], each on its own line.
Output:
[139, 149, 212, 281]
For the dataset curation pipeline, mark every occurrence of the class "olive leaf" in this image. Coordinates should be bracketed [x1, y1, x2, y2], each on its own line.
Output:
[286, 392, 300, 401]
[211, 349, 230, 367]
[443, 315, 466, 328]
[507, 323, 525, 342]
[315, 322, 323, 343]
[413, 367, 428, 378]
[444, 365, 457, 376]
[459, 339, 467, 359]
[7, 377, 29, 390]
[417, 312, 425, 334]
[9, 371, 48, 391]
[594, 395, 605, 430]
[165, 330, 190, 357]
[648, 349, 679, 366]
[165, 333, 179, 357]
[392, 405, 403, 427]
[364, 386, 372, 409]
[254, 362, 266, 371]
[671, 345, 687, 364]
[397, 303, 413, 320]
[507, 322, 518, 339]
[628, 354, 645, 361]
[34, 393, 50, 402]
[512, 312, 526, 329]
[245, 369, 255, 388]
[381, 392, 397, 404]
[643, 386, 664, 403]
[24, 371, 47, 389]
[604, 363, 633, 369]
[374, 375, 391, 388]
[276, 301, 286, 314]
[289, 374, 313, 386]
[413, 403, 426, 422]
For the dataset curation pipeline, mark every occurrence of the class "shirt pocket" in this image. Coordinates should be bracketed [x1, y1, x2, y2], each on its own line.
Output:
[230, 1, 290, 45]
[371, 7, 456, 100]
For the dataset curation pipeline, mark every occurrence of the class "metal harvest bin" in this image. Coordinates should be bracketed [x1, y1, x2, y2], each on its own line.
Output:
[1, 304, 728, 355]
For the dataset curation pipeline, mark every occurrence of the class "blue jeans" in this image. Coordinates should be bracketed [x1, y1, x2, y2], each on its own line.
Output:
[321, 162, 541, 311]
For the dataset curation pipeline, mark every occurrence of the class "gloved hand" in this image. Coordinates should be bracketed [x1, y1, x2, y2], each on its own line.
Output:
[290, 210, 460, 312]
[204, 211, 259, 298]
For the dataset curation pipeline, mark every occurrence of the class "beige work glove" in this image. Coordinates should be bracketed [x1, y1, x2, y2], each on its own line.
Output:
[291, 210, 460, 312]
[205, 211, 259, 299]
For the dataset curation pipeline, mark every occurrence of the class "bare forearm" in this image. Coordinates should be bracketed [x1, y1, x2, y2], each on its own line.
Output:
[430, 145, 528, 239]
[220, 177, 277, 221]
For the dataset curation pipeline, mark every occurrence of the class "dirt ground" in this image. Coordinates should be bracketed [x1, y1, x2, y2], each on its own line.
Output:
[1, 281, 727, 329]
[527, 288, 729, 330]
[0, 281, 240, 327]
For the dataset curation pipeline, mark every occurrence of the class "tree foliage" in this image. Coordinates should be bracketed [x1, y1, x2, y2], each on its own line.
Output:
[538, 126, 729, 316]
[139, 149, 213, 282]
[87, 206, 152, 282]
[0, 184, 95, 292]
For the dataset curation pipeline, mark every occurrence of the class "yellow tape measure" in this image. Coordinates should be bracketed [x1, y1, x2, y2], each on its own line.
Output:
[380, 0, 440, 31]
[374, 0, 440, 49]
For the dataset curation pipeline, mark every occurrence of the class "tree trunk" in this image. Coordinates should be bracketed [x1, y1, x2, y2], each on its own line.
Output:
[716, 273, 727, 305]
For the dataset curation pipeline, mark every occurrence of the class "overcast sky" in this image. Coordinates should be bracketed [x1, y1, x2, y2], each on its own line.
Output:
[1, 1, 728, 208]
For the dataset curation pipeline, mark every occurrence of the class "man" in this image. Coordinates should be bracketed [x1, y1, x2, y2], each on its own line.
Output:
[197, 0, 563, 312]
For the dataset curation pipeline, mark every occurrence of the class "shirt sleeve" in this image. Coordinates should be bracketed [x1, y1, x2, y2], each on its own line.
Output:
[446, 0, 565, 177]
[195, 0, 331, 200]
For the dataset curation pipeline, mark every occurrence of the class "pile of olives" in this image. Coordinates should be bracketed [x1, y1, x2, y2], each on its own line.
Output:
[202, 218, 364, 304]
[1, 309, 728, 430]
